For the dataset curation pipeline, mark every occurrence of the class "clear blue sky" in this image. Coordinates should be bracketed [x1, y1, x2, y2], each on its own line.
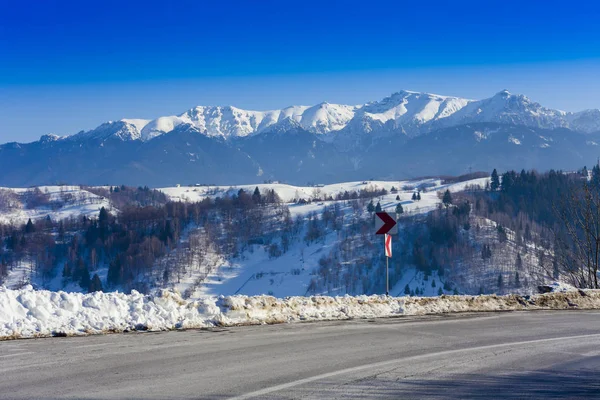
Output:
[1, 0, 600, 142]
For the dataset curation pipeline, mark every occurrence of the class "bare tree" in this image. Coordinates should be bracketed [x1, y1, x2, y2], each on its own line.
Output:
[555, 183, 600, 288]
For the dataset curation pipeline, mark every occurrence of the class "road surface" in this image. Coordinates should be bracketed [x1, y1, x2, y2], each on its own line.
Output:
[1, 311, 600, 399]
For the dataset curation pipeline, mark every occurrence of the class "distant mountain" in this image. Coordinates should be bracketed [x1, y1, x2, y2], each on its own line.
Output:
[1, 90, 599, 186]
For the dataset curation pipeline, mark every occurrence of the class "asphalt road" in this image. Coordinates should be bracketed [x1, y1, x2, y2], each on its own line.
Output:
[1, 311, 600, 399]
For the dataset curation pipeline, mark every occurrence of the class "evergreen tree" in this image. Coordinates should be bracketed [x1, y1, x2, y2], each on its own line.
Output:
[416, 192, 421, 201]
[592, 164, 600, 187]
[62, 262, 71, 278]
[515, 271, 521, 288]
[497, 224, 507, 242]
[79, 266, 91, 289]
[500, 171, 515, 191]
[89, 274, 103, 292]
[252, 187, 262, 204]
[404, 284, 411, 295]
[367, 200, 375, 213]
[396, 195, 400, 201]
[412, 192, 417, 201]
[497, 273, 503, 290]
[431, 279, 436, 288]
[395, 203, 404, 215]
[107, 258, 122, 287]
[442, 190, 452, 207]
[98, 207, 109, 241]
[375, 201, 382, 213]
[515, 253, 522, 270]
[491, 168, 500, 191]
[25, 218, 35, 234]
[438, 287, 443, 296]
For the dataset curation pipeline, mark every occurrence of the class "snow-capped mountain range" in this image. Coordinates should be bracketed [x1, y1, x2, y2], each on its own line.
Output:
[57, 90, 600, 143]
[1, 89, 600, 187]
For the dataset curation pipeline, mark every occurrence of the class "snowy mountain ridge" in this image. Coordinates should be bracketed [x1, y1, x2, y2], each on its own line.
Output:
[56, 90, 600, 143]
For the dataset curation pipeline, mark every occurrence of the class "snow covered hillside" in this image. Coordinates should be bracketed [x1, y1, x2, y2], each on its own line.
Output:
[0, 174, 580, 302]
[157, 177, 490, 298]
[0, 186, 111, 225]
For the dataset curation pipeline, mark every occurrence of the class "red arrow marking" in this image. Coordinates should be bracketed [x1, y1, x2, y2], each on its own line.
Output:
[376, 212, 397, 235]
[385, 234, 392, 257]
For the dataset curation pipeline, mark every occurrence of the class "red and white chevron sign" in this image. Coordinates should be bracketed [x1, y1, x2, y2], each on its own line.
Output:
[385, 233, 392, 258]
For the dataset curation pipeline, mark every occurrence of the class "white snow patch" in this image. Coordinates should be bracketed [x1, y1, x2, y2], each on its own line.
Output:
[2, 286, 599, 340]
[508, 136, 522, 145]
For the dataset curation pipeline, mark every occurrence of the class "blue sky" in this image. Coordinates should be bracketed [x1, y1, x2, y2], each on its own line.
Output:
[1, 0, 600, 142]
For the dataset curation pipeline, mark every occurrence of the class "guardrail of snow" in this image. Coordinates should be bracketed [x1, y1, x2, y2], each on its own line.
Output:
[1, 285, 600, 340]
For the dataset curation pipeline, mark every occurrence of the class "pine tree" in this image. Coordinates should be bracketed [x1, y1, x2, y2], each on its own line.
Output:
[497, 273, 503, 290]
[431, 279, 436, 288]
[404, 284, 410, 295]
[79, 266, 91, 289]
[593, 164, 600, 187]
[395, 203, 404, 215]
[252, 187, 262, 204]
[515, 271, 521, 288]
[416, 192, 421, 201]
[375, 201, 382, 213]
[438, 287, 443, 296]
[515, 253, 522, 270]
[98, 206, 109, 241]
[25, 218, 35, 234]
[491, 168, 500, 191]
[89, 274, 103, 292]
[367, 200, 375, 213]
[442, 190, 452, 207]
[396, 195, 400, 201]
[107, 258, 122, 287]
[412, 192, 417, 201]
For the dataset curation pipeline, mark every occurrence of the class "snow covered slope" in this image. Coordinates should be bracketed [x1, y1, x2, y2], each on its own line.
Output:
[158, 177, 489, 298]
[0, 185, 111, 225]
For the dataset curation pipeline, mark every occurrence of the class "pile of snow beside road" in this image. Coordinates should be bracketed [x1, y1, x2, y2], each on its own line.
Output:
[2, 285, 600, 340]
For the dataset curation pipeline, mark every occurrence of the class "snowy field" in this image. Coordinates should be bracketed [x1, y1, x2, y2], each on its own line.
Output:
[1, 283, 598, 340]
[0, 185, 111, 225]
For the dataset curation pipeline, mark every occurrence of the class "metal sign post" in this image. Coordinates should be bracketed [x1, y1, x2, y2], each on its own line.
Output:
[375, 212, 396, 296]
[385, 233, 392, 295]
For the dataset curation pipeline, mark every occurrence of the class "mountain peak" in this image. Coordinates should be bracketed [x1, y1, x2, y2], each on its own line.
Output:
[49, 90, 600, 144]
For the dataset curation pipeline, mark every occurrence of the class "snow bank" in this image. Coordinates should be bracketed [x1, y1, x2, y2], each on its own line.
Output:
[2, 286, 600, 340]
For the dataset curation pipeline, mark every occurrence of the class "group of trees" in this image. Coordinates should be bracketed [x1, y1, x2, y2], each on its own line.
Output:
[0, 186, 290, 293]
[3, 166, 600, 298]
[479, 167, 600, 289]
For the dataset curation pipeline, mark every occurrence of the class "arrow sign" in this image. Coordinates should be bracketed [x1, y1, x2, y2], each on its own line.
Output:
[375, 212, 397, 235]
[385, 233, 392, 257]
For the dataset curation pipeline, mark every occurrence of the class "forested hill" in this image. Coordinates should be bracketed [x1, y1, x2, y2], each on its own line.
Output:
[0, 169, 598, 297]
